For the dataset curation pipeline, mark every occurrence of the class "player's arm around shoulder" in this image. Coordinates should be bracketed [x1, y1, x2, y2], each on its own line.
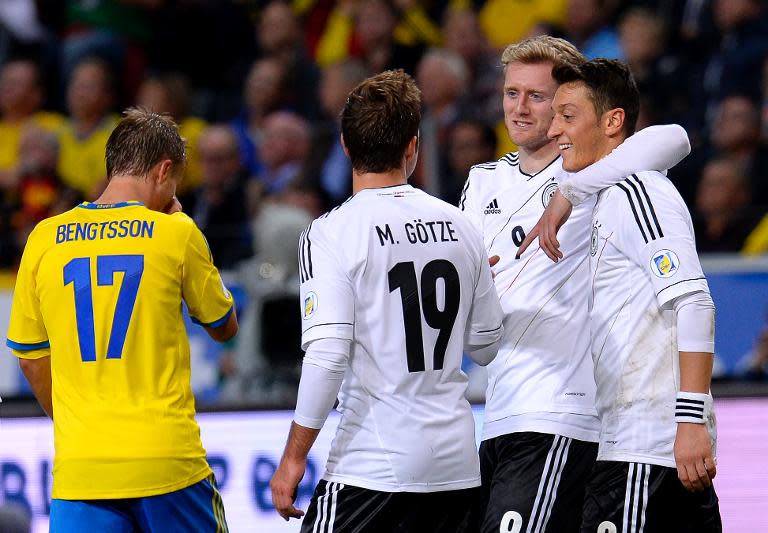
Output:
[176, 214, 238, 342]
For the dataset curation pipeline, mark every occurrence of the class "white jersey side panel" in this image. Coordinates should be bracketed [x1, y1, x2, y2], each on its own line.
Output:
[299, 184, 503, 492]
[461, 154, 600, 442]
[589, 171, 715, 468]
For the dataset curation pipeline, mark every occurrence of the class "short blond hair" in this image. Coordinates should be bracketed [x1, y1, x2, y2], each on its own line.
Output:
[501, 35, 585, 70]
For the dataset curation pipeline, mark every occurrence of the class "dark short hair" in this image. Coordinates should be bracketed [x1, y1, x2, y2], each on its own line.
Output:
[341, 69, 421, 173]
[105, 108, 186, 179]
[552, 58, 639, 137]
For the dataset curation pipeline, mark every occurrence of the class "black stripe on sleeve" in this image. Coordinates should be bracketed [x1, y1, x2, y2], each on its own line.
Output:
[298, 230, 307, 282]
[631, 174, 664, 238]
[624, 178, 656, 240]
[616, 183, 648, 243]
[459, 178, 471, 210]
[306, 221, 314, 279]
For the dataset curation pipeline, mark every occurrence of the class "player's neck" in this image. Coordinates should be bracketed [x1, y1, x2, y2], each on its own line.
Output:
[94, 175, 149, 206]
[352, 169, 408, 194]
[517, 139, 561, 175]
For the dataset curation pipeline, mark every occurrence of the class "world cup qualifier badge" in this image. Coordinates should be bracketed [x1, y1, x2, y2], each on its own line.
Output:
[303, 292, 318, 320]
[650, 249, 680, 278]
[542, 182, 559, 208]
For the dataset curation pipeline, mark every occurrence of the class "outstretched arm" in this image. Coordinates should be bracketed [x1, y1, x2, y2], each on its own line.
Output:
[673, 291, 717, 492]
[270, 337, 349, 520]
[559, 124, 691, 206]
[517, 124, 690, 261]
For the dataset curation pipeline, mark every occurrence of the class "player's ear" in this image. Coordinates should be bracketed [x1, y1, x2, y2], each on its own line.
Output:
[155, 159, 174, 183]
[603, 108, 625, 137]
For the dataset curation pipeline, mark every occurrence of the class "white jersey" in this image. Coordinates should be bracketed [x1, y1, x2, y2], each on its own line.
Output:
[589, 171, 715, 468]
[299, 184, 504, 492]
[461, 153, 600, 443]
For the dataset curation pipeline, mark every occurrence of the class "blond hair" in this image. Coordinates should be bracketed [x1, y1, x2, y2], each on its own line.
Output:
[501, 35, 586, 70]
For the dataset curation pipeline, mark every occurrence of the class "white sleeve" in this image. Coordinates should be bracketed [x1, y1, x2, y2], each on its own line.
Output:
[299, 221, 354, 349]
[559, 124, 691, 206]
[293, 337, 351, 429]
[617, 174, 709, 307]
[672, 291, 715, 354]
[464, 232, 504, 359]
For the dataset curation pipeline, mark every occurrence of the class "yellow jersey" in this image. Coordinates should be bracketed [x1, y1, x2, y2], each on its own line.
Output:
[0, 111, 65, 171]
[57, 116, 118, 198]
[6, 201, 234, 500]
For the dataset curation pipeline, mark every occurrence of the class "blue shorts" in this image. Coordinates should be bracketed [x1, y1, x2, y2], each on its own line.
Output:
[50, 474, 228, 533]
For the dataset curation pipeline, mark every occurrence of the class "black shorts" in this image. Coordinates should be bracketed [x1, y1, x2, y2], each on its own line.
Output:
[476, 432, 598, 533]
[580, 461, 721, 533]
[299, 479, 480, 533]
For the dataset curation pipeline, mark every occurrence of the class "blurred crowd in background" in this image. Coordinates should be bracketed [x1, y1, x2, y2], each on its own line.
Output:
[0, 0, 766, 405]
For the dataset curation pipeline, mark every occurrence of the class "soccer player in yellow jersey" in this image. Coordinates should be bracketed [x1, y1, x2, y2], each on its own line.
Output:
[6, 109, 237, 532]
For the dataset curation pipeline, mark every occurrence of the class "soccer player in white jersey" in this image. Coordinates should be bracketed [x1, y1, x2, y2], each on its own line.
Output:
[547, 58, 721, 532]
[459, 36, 692, 533]
[269, 70, 505, 532]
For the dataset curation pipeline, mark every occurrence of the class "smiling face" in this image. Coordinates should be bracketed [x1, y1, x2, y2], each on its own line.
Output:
[502, 61, 559, 153]
[548, 81, 609, 172]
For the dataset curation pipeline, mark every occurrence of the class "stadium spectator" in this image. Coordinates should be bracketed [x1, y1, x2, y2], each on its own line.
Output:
[0, 59, 64, 188]
[9, 127, 80, 262]
[442, 8, 503, 127]
[710, 94, 768, 205]
[193, 124, 254, 271]
[702, 0, 767, 115]
[256, 0, 321, 121]
[230, 57, 288, 180]
[444, 118, 496, 206]
[57, 57, 118, 199]
[564, 0, 624, 59]
[735, 310, 768, 379]
[478, 0, 567, 51]
[306, 59, 369, 205]
[618, 8, 687, 124]
[6, 108, 237, 532]
[256, 111, 312, 197]
[315, 0, 424, 74]
[694, 157, 759, 252]
[57, 0, 160, 103]
[135, 73, 208, 201]
[415, 48, 469, 198]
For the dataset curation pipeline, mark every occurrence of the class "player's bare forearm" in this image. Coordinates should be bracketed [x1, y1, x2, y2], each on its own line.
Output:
[19, 357, 53, 418]
[679, 351, 714, 393]
[283, 421, 321, 461]
[271, 422, 321, 520]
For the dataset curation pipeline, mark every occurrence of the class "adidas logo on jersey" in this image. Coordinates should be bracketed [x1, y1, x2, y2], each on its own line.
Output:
[484, 199, 501, 214]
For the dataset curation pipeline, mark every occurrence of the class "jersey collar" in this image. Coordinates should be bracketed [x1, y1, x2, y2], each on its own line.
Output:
[77, 201, 144, 210]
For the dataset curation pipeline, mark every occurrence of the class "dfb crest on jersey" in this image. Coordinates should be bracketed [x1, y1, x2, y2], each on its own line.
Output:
[303, 292, 318, 319]
[542, 182, 559, 208]
[650, 249, 680, 278]
[590, 222, 599, 256]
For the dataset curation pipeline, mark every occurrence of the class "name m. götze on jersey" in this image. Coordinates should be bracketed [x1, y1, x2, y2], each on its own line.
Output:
[376, 220, 460, 247]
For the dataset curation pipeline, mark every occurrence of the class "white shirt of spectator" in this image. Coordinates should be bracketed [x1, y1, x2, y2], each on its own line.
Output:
[589, 170, 716, 467]
[461, 153, 601, 443]
[299, 184, 503, 492]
